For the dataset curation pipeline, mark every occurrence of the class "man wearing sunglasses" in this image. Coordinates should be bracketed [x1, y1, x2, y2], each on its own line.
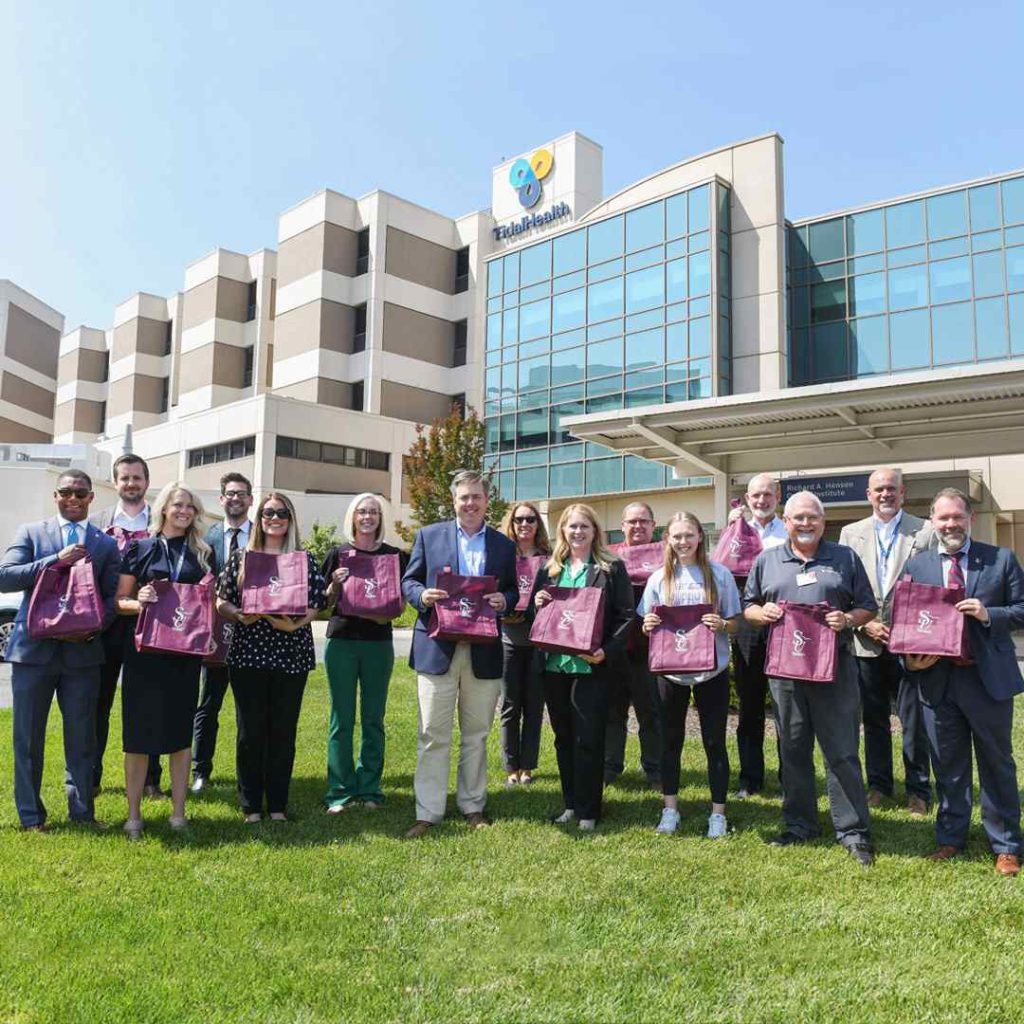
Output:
[0, 470, 120, 831]
[90, 454, 164, 796]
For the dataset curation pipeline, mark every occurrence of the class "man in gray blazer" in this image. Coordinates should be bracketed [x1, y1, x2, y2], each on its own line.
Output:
[839, 468, 933, 814]
[0, 470, 120, 830]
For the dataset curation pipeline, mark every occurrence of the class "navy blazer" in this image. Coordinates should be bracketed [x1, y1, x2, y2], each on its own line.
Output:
[0, 517, 120, 667]
[205, 523, 227, 576]
[401, 521, 518, 678]
[902, 540, 1024, 703]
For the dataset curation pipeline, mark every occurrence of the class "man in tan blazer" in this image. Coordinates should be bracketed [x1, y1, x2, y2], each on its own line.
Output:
[839, 468, 933, 814]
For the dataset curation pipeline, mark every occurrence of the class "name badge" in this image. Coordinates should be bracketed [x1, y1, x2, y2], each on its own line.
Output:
[796, 572, 817, 587]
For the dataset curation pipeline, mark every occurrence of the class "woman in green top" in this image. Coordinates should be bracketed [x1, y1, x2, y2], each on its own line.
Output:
[531, 503, 634, 832]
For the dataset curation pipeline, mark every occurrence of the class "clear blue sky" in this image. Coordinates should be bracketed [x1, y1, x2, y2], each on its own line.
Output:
[2, 0, 1022, 330]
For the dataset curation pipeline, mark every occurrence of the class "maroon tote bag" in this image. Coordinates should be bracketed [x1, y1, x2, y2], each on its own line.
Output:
[106, 526, 150, 554]
[617, 543, 664, 587]
[764, 601, 838, 683]
[528, 586, 606, 657]
[887, 576, 965, 657]
[647, 603, 716, 675]
[27, 557, 104, 639]
[240, 550, 309, 616]
[514, 555, 547, 612]
[203, 612, 236, 666]
[712, 517, 763, 577]
[135, 574, 216, 656]
[428, 570, 500, 643]
[338, 551, 404, 619]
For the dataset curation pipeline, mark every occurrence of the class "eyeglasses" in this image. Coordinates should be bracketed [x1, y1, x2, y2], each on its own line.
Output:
[223, 490, 250, 499]
[56, 488, 90, 499]
[513, 515, 537, 524]
[261, 508, 292, 520]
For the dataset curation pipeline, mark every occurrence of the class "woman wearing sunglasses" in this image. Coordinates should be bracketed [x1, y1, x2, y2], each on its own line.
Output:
[498, 501, 551, 788]
[215, 493, 326, 822]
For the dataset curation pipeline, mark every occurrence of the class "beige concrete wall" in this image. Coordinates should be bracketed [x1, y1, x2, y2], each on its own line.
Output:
[134, 373, 166, 414]
[1, 371, 56, 418]
[183, 456, 255, 493]
[277, 222, 358, 288]
[4, 302, 60, 378]
[182, 276, 251, 330]
[274, 456, 388, 495]
[179, 342, 246, 393]
[381, 302, 454, 366]
[0, 416, 52, 443]
[385, 227, 456, 294]
[274, 299, 355, 360]
[217, 277, 250, 322]
[274, 377, 352, 408]
[54, 398, 104, 435]
[145, 452, 183, 487]
[379, 379, 453, 423]
[59, 347, 108, 384]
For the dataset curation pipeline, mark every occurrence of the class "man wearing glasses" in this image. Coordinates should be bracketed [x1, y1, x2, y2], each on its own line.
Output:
[605, 501, 663, 788]
[0, 471, 120, 830]
[190, 472, 253, 792]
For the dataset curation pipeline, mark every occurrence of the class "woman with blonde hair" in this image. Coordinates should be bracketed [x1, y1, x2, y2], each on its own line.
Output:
[216, 492, 326, 822]
[527, 503, 634, 831]
[115, 482, 213, 838]
[321, 492, 408, 812]
[498, 500, 552, 787]
[638, 511, 741, 838]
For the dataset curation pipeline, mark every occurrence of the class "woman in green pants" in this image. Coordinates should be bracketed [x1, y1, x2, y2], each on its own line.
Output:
[322, 493, 408, 812]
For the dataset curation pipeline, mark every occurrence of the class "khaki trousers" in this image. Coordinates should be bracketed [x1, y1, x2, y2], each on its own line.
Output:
[415, 643, 501, 823]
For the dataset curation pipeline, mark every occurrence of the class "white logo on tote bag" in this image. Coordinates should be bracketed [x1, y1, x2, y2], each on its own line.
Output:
[267, 575, 283, 595]
[792, 629, 809, 656]
[673, 629, 690, 653]
[558, 609, 576, 629]
[172, 606, 187, 631]
[917, 610, 935, 633]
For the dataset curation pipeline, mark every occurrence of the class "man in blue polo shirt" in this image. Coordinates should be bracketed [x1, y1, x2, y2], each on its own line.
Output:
[744, 490, 879, 867]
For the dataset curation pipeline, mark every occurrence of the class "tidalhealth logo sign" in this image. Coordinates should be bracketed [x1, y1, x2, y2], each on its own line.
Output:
[493, 146, 570, 241]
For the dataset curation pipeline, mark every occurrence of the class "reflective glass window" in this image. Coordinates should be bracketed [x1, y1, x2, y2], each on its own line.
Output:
[811, 280, 846, 322]
[790, 285, 810, 328]
[789, 226, 811, 267]
[626, 328, 664, 369]
[809, 219, 845, 263]
[626, 202, 664, 252]
[549, 462, 583, 497]
[550, 443, 582, 464]
[503, 252, 520, 292]
[847, 209, 884, 255]
[485, 366, 500, 397]
[519, 299, 549, 341]
[890, 308, 931, 369]
[969, 184, 1001, 231]
[688, 184, 710, 232]
[810, 322, 848, 380]
[888, 265, 928, 310]
[586, 458, 623, 494]
[1010, 293, 1024, 354]
[625, 366, 664, 389]
[926, 190, 968, 239]
[588, 258, 623, 284]
[1004, 177, 1024, 225]
[689, 317, 711, 359]
[849, 253, 885, 273]
[975, 297, 1008, 360]
[498, 470, 513, 497]
[553, 230, 585, 275]
[666, 258, 687, 303]
[689, 376, 712, 399]
[929, 237, 968, 260]
[587, 277, 623, 322]
[554, 328, 584, 348]
[520, 242, 551, 287]
[973, 251, 1005, 298]
[929, 257, 971, 304]
[587, 337, 623, 377]
[665, 322, 687, 360]
[519, 282, 548, 303]
[625, 456, 665, 490]
[888, 245, 926, 268]
[516, 408, 548, 448]
[487, 296, 502, 315]
[587, 393, 624, 414]
[1007, 246, 1024, 291]
[626, 309, 662, 333]
[851, 316, 888, 374]
[972, 230, 1002, 252]
[549, 402, 584, 445]
[932, 302, 974, 364]
[553, 270, 585, 294]
[519, 337, 549, 360]
[849, 272, 886, 316]
[487, 260, 503, 297]
[552, 288, 585, 333]
[688, 251, 710, 296]
[626, 246, 663, 271]
[586, 376, 622, 398]
[485, 417, 499, 450]
[625, 265, 664, 314]
[499, 415, 516, 451]
[588, 319, 622, 342]
[886, 200, 925, 248]
[688, 231, 710, 253]
[791, 328, 810, 383]
[487, 313, 502, 350]
[588, 216, 624, 264]
[516, 466, 547, 498]
[1007, 226, 1024, 246]
[502, 307, 518, 344]
[666, 194, 687, 239]
[625, 387, 664, 408]
[550, 345, 584, 384]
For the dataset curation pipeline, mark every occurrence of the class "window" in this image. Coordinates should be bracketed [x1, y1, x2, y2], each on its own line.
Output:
[450, 393, 466, 417]
[353, 304, 367, 352]
[101, 351, 110, 382]
[242, 346, 254, 388]
[186, 435, 255, 468]
[245, 281, 257, 322]
[163, 320, 173, 356]
[98, 401, 107, 435]
[274, 435, 389, 472]
[453, 320, 467, 366]
[160, 378, 169, 414]
[356, 229, 370, 275]
[351, 381, 364, 411]
[454, 247, 469, 293]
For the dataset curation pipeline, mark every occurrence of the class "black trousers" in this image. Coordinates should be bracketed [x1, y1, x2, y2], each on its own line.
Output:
[94, 619, 160, 788]
[733, 640, 781, 793]
[655, 671, 731, 803]
[191, 664, 232, 779]
[855, 650, 931, 802]
[604, 642, 661, 778]
[500, 644, 544, 772]
[544, 669, 609, 820]
[231, 667, 308, 815]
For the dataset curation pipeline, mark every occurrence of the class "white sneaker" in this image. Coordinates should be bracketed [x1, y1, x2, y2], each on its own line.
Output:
[707, 812, 728, 838]
[552, 808, 575, 824]
[655, 807, 681, 834]
[578, 818, 596, 832]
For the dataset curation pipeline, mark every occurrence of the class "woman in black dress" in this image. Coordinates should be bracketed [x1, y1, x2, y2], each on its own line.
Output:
[116, 482, 213, 839]
[216, 492, 326, 822]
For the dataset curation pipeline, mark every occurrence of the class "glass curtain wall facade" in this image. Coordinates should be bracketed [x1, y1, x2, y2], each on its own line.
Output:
[789, 173, 1024, 385]
[484, 181, 731, 501]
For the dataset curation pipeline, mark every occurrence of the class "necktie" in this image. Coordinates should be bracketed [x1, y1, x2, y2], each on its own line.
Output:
[228, 527, 240, 556]
[67, 523, 80, 545]
[944, 551, 973, 663]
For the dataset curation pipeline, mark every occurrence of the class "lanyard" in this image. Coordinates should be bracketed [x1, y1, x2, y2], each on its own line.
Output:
[875, 521, 899, 574]
[160, 538, 188, 582]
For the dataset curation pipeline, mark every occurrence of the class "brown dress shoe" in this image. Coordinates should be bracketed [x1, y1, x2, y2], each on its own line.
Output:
[928, 844, 961, 861]
[866, 789, 886, 809]
[21, 823, 50, 833]
[403, 820, 435, 839]
[907, 794, 929, 817]
[464, 812, 492, 829]
[995, 854, 1021, 877]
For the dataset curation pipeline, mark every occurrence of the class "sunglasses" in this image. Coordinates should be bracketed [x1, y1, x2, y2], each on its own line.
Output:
[513, 515, 538, 524]
[261, 508, 292, 520]
[56, 488, 90, 499]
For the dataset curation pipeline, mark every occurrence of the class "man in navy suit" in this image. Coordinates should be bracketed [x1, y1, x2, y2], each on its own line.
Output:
[401, 470, 518, 838]
[0, 470, 120, 830]
[190, 471, 253, 791]
[903, 487, 1024, 877]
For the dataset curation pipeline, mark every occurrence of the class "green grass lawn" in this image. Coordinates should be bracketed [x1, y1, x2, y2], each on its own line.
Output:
[2, 663, 1024, 1023]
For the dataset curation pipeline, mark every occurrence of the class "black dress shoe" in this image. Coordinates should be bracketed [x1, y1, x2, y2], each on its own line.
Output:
[845, 841, 875, 868]
[190, 776, 209, 794]
[770, 831, 808, 847]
